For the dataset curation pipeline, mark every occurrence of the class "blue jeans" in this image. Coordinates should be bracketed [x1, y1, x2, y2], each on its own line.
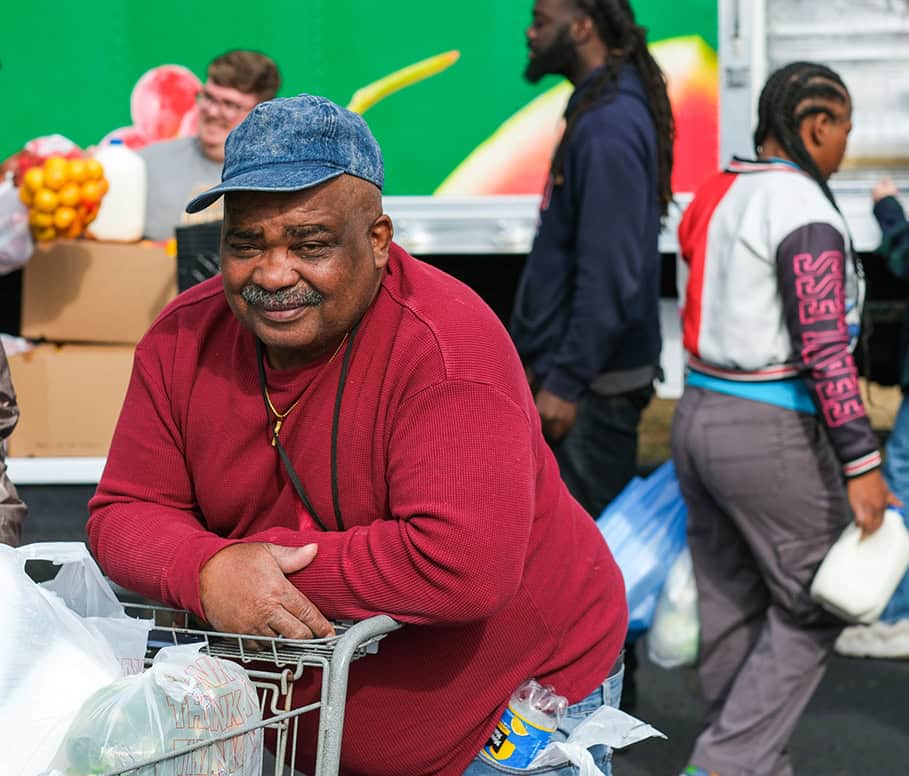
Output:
[462, 662, 624, 775]
[883, 397, 909, 622]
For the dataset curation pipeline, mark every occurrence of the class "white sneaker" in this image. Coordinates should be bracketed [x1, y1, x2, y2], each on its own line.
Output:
[835, 619, 909, 659]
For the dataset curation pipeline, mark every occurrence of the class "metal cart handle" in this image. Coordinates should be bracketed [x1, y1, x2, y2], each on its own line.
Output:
[316, 615, 402, 776]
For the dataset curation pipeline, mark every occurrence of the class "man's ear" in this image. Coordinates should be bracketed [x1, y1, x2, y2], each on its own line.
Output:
[370, 214, 394, 270]
[571, 13, 595, 43]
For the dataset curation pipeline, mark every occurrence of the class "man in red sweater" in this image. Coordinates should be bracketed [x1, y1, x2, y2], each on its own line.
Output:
[88, 94, 627, 775]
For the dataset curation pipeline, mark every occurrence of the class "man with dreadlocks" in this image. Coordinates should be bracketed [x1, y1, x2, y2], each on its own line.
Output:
[672, 62, 896, 776]
[512, 0, 672, 514]
[510, 0, 674, 717]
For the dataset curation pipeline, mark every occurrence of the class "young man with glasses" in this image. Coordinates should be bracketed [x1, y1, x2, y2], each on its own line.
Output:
[138, 50, 280, 242]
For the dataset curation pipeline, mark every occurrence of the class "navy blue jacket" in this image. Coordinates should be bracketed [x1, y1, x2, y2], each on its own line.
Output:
[874, 195, 909, 391]
[510, 64, 663, 402]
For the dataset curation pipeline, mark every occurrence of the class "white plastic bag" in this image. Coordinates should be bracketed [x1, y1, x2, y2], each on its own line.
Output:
[647, 547, 700, 669]
[48, 643, 264, 776]
[528, 705, 666, 774]
[0, 172, 33, 275]
[0, 542, 152, 775]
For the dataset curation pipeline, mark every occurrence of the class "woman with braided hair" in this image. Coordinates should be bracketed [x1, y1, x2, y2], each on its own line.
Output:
[672, 62, 897, 776]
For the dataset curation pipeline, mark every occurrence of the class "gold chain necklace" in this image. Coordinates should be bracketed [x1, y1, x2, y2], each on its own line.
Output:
[263, 331, 349, 446]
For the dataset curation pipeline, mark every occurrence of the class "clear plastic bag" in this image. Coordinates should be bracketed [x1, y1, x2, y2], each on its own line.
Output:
[48, 643, 264, 776]
[647, 547, 700, 669]
[0, 542, 152, 775]
[596, 461, 688, 632]
[0, 172, 33, 275]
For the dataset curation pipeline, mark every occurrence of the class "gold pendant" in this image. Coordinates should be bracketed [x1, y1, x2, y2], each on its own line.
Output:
[272, 418, 283, 446]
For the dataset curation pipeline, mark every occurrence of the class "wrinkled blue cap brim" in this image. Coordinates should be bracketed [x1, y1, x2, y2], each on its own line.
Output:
[185, 162, 348, 214]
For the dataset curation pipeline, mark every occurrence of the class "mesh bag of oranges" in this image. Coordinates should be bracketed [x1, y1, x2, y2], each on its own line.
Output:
[17, 156, 108, 241]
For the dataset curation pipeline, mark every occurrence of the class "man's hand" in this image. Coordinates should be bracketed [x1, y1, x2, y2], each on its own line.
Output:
[199, 542, 334, 640]
[872, 177, 899, 204]
[535, 389, 577, 442]
[846, 469, 899, 537]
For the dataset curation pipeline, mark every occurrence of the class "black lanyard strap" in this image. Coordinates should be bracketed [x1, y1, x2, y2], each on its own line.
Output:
[254, 323, 359, 532]
[330, 321, 360, 532]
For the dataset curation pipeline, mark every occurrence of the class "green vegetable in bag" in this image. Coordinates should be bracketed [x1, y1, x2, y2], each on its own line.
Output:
[51, 643, 263, 776]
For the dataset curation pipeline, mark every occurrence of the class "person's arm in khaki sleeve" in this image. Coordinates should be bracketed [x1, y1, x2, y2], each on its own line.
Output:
[0, 345, 26, 546]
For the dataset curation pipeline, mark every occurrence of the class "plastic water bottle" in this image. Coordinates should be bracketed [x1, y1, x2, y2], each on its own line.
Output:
[482, 679, 568, 767]
[89, 139, 147, 242]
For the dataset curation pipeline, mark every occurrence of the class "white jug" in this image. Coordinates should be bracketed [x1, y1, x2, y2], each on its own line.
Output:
[811, 508, 909, 624]
[90, 139, 147, 242]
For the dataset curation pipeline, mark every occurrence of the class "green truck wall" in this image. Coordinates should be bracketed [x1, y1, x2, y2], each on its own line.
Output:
[2, 1, 717, 194]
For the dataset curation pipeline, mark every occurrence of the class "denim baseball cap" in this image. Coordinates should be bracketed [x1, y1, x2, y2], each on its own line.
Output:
[185, 93, 384, 213]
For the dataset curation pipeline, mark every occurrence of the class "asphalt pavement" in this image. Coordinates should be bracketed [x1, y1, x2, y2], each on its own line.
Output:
[19, 484, 909, 775]
[617, 643, 909, 775]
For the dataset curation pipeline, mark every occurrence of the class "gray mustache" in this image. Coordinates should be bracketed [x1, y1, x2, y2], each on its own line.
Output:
[240, 284, 323, 309]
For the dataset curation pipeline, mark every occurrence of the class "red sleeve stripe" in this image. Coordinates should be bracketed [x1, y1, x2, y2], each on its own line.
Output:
[687, 356, 801, 381]
[843, 450, 882, 477]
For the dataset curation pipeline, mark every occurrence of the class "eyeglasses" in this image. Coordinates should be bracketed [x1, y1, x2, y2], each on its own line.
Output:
[195, 88, 256, 118]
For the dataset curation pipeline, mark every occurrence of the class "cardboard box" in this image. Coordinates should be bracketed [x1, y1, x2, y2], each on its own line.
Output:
[7, 344, 135, 457]
[21, 239, 177, 345]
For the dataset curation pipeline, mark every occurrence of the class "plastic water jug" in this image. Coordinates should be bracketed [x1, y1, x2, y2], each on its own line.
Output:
[810, 508, 909, 624]
[89, 139, 146, 242]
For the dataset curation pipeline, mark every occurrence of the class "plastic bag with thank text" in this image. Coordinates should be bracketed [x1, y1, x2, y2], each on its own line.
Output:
[47, 643, 264, 776]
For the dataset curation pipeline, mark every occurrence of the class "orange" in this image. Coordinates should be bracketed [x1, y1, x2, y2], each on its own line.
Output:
[53, 206, 78, 230]
[43, 155, 68, 175]
[63, 214, 84, 239]
[22, 167, 45, 193]
[33, 226, 57, 242]
[18, 186, 33, 206]
[33, 188, 59, 213]
[83, 203, 100, 224]
[97, 177, 109, 195]
[29, 210, 54, 228]
[84, 158, 104, 180]
[43, 164, 68, 191]
[59, 182, 81, 207]
[81, 180, 104, 205]
[67, 158, 89, 183]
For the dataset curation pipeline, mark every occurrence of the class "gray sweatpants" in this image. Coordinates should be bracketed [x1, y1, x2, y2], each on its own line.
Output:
[671, 387, 849, 776]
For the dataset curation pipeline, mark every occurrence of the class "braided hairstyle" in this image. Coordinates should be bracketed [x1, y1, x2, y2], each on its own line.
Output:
[753, 61, 850, 213]
[550, 0, 675, 216]
[754, 62, 874, 375]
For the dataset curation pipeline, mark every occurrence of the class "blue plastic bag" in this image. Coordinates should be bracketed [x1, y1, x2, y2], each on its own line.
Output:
[596, 461, 688, 632]
[881, 508, 909, 623]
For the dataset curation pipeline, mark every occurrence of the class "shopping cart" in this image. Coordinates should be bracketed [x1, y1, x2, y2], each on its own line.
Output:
[106, 603, 400, 776]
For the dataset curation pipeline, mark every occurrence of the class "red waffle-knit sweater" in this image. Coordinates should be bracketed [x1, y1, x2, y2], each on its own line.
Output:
[88, 243, 627, 776]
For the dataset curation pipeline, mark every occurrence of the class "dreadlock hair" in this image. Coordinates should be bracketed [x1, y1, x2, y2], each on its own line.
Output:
[550, 0, 675, 217]
[753, 61, 850, 214]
